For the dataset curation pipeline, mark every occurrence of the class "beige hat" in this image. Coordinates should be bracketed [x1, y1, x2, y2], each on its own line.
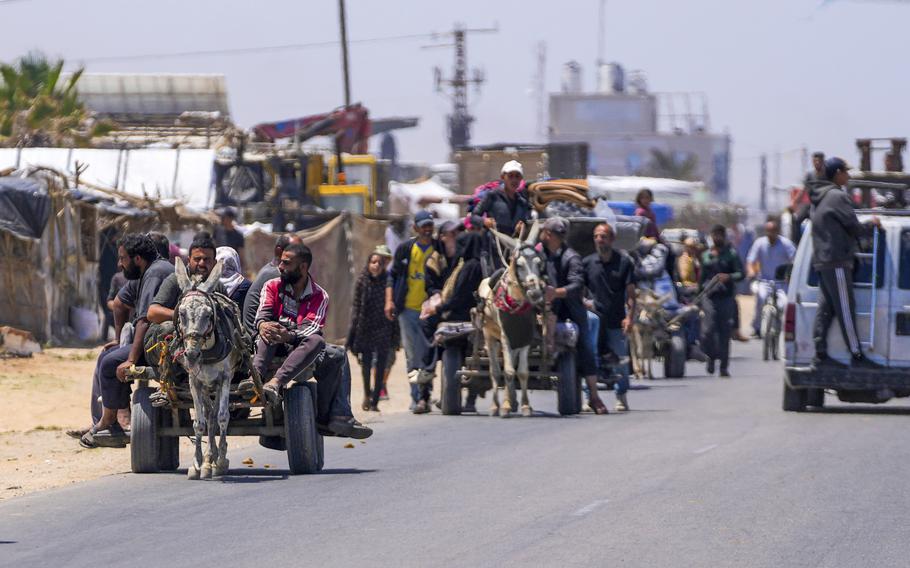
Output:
[373, 244, 393, 258]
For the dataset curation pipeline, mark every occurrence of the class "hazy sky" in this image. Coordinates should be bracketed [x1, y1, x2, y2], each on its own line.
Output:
[2, 0, 909, 208]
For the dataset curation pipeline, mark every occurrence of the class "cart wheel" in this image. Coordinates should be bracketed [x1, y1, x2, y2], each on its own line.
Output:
[131, 387, 160, 473]
[663, 334, 687, 378]
[157, 409, 186, 472]
[556, 351, 579, 416]
[782, 382, 807, 412]
[285, 383, 320, 475]
[317, 431, 325, 472]
[441, 346, 464, 415]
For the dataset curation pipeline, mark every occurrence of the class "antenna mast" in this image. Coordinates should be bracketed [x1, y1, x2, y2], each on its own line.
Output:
[428, 23, 498, 153]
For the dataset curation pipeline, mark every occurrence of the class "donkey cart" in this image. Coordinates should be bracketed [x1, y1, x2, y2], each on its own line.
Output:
[128, 364, 324, 476]
[436, 318, 582, 417]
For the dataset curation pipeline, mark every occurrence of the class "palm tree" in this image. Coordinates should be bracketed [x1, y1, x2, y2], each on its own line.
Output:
[0, 52, 112, 147]
[639, 148, 699, 181]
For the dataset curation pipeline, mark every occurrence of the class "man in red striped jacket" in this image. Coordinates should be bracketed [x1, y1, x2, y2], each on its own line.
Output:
[254, 243, 329, 404]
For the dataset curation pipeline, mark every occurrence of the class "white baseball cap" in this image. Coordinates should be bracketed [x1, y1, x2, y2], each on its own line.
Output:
[501, 160, 524, 176]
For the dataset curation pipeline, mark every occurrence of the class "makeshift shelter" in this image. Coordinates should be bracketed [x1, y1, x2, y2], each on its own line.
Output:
[0, 167, 216, 344]
[388, 176, 462, 220]
[587, 175, 707, 207]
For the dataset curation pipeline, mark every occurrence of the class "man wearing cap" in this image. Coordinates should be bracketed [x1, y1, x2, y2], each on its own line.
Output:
[386, 210, 443, 413]
[808, 157, 881, 369]
[474, 160, 533, 238]
[540, 217, 608, 414]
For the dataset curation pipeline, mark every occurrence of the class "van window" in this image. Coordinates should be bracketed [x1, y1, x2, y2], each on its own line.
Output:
[807, 232, 885, 288]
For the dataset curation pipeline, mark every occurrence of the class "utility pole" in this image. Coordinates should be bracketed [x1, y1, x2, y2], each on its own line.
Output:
[428, 23, 498, 154]
[760, 154, 768, 212]
[338, 0, 351, 107]
[597, 0, 607, 65]
[535, 41, 547, 139]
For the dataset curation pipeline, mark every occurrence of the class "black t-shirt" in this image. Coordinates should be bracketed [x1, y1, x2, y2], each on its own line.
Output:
[583, 250, 635, 329]
[214, 226, 245, 251]
[132, 259, 175, 322]
[152, 273, 226, 310]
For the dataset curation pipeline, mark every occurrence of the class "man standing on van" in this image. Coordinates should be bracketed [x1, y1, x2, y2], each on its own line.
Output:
[808, 157, 880, 369]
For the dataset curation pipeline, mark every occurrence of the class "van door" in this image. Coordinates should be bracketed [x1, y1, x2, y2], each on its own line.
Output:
[791, 221, 889, 365]
[888, 227, 910, 367]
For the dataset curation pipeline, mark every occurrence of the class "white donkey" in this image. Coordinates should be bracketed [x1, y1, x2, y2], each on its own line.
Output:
[174, 258, 244, 480]
[478, 222, 548, 417]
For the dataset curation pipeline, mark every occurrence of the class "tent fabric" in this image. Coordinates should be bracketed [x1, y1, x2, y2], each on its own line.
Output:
[388, 176, 460, 220]
[0, 177, 50, 240]
[0, 148, 215, 209]
[242, 212, 389, 343]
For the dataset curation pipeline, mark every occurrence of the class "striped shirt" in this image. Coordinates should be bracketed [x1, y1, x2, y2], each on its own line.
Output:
[254, 276, 329, 340]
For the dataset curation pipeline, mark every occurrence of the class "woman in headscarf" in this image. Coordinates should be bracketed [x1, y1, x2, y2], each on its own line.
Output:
[216, 246, 252, 307]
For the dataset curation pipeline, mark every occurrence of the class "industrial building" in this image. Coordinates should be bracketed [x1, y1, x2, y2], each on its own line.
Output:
[548, 62, 731, 201]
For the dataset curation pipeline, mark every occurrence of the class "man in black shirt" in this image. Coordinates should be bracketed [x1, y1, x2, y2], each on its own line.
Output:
[80, 234, 173, 448]
[541, 217, 607, 414]
[583, 223, 636, 411]
[213, 207, 245, 254]
[475, 160, 532, 237]
[700, 225, 745, 377]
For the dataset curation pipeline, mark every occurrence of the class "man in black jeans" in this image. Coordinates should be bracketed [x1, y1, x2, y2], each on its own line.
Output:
[700, 224, 744, 378]
[808, 157, 881, 369]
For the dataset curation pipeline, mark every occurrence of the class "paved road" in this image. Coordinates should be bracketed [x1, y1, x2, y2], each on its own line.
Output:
[3, 341, 910, 567]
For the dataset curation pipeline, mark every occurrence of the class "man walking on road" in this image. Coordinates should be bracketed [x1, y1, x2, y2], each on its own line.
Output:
[583, 223, 636, 411]
[808, 157, 881, 369]
[746, 219, 796, 337]
[540, 217, 607, 414]
[386, 210, 442, 413]
[700, 224, 745, 378]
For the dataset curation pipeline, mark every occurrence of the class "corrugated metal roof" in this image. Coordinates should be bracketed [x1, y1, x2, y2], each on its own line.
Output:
[64, 73, 230, 118]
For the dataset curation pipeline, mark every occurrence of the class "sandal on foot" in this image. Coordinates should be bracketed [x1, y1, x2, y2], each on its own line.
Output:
[327, 417, 373, 439]
[80, 424, 129, 449]
[589, 398, 609, 415]
[66, 426, 91, 439]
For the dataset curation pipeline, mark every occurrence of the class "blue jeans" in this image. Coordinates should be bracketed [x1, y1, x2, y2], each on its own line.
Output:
[399, 308, 431, 402]
[602, 328, 631, 396]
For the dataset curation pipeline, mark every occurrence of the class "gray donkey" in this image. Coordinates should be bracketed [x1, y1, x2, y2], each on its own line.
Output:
[174, 258, 244, 480]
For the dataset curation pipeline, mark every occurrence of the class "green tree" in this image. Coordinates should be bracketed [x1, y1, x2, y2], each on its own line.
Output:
[639, 148, 699, 181]
[0, 52, 112, 148]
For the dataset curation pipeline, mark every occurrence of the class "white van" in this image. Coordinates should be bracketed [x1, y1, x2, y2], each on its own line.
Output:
[784, 212, 910, 410]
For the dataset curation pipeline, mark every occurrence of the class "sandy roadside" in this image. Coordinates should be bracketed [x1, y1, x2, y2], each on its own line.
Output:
[0, 348, 413, 501]
[0, 297, 757, 501]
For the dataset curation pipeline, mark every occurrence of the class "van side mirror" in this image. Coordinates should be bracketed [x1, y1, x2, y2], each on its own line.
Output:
[775, 262, 792, 282]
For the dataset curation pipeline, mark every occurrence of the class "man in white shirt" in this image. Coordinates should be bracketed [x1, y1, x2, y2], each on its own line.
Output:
[746, 219, 796, 337]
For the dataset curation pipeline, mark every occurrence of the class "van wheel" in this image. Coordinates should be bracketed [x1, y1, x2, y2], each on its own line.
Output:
[782, 382, 807, 412]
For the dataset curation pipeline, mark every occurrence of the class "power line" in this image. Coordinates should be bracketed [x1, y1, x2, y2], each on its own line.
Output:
[71, 32, 440, 63]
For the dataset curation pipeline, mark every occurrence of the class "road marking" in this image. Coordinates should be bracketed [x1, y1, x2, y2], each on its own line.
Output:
[572, 499, 609, 517]
[694, 444, 718, 455]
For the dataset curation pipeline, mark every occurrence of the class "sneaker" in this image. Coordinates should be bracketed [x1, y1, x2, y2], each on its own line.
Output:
[614, 393, 629, 412]
[413, 400, 430, 414]
[706, 359, 715, 375]
[379, 388, 389, 401]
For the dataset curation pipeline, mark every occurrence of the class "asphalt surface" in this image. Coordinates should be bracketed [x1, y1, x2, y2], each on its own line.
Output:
[3, 341, 910, 568]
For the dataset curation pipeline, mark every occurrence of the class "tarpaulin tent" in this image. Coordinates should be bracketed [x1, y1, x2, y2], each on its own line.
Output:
[388, 176, 461, 220]
[0, 177, 50, 240]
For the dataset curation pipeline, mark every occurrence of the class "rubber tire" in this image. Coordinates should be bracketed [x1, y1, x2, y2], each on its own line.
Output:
[782, 382, 807, 412]
[805, 388, 825, 408]
[575, 374, 584, 415]
[441, 347, 464, 415]
[762, 335, 771, 361]
[284, 384, 320, 475]
[556, 351, 579, 416]
[157, 409, 184, 471]
[131, 387, 161, 473]
[663, 334, 687, 379]
[316, 432, 325, 472]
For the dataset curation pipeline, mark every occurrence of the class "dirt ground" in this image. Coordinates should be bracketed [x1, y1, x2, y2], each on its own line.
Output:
[0, 348, 413, 501]
[0, 297, 756, 501]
